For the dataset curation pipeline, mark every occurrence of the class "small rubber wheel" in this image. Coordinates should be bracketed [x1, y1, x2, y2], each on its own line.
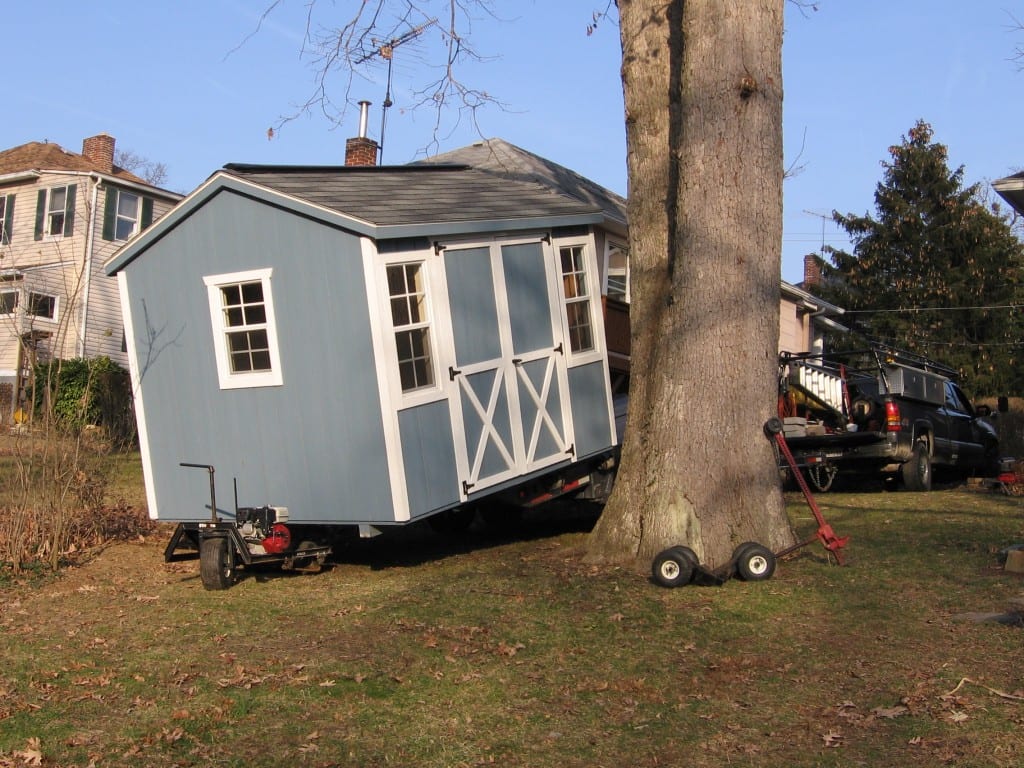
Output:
[731, 541, 760, 563]
[736, 543, 776, 582]
[764, 417, 784, 436]
[293, 540, 325, 572]
[199, 536, 236, 590]
[652, 548, 695, 588]
[670, 545, 700, 570]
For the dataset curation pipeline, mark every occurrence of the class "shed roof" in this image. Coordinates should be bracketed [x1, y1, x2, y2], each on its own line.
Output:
[415, 138, 627, 229]
[993, 170, 1024, 217]
[219, 162, 604, 227]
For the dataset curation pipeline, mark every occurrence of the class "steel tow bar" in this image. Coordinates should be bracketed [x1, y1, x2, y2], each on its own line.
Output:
[764, 418, 850, 566]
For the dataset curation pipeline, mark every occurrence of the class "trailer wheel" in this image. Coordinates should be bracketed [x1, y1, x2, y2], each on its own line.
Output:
[902, 441, 932, 492]
[199, 536, 235, 590]
[652, 548, 694, 588]
[293, 540, 325, 573]
[736, 544, 776, 582]
[670, 545, 700, 570]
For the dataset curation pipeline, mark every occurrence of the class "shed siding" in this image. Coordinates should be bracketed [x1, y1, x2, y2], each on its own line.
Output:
[567, 360, 614, 458]
[398, 401, 460, 517]
[126, 191, 393, 523]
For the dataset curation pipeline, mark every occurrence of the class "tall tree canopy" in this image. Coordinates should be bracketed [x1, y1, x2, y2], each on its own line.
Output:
[819, 120, 1024, 396]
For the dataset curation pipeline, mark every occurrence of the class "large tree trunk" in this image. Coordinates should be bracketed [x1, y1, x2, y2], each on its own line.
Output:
[588, 0, 795, 567]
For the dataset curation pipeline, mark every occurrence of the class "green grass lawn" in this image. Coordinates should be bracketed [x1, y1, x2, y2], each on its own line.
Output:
[2, 458, 1024, 766]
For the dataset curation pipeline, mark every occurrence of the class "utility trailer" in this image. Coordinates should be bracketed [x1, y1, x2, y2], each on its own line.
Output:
[105, 159, 627, 589]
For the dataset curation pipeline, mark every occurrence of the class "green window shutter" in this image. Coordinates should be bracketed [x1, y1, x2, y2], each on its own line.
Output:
[63, 184, 77, 237]
[2, 194, 14, 245]
[141, 197, 154, 230]
[34, 189, 46, 240]
[102, 187, 116, 241]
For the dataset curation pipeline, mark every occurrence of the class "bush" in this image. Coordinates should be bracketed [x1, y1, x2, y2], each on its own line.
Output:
[32, 357, 135, 445]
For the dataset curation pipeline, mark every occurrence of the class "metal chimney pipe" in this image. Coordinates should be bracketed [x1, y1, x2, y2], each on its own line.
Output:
[358, 101, 371, 138]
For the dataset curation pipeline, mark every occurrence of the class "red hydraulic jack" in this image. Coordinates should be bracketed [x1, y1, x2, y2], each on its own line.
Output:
[764, 418, 850, 566]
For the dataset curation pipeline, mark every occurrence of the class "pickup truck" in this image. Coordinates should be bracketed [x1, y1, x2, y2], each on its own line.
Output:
[777, 348, 998, 491]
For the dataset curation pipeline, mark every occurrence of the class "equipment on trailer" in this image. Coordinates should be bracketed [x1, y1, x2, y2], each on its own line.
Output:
[168, 463, 332, 590]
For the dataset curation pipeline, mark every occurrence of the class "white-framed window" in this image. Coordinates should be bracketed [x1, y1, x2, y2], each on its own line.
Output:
[114, 190, 140, 241]
[0, 289, 17, 314]
[27, 292, 57, 320]
[203, 268, 283, 389]
[386, 261, 435, 393]
[559, 244, 595, 353]
[606, 240, 629, 303]
[40, 185, 75, 239]
[0, 193, 14, 245]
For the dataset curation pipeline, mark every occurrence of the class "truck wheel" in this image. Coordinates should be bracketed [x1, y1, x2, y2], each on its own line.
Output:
[652, 548, 695, 588]
[200, 536, 236, 590]
[736, 544, 776, 581]
[902, 441, 932, 492]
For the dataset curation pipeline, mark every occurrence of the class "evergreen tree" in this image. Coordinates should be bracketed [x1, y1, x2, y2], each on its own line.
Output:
[819, 120, 1024, 396]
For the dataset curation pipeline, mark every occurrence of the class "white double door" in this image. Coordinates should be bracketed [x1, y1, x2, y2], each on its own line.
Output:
[441, 238, 573, 497]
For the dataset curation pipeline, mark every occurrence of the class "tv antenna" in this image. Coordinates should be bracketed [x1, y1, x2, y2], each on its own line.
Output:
[355, 18, 437, 164]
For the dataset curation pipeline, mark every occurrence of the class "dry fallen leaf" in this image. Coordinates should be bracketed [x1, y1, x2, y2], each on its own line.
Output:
[822, 730, 844, 748]
[14, 737, 43, 766]
[949, 710, 969, 723]
[872, 705, 909, 719]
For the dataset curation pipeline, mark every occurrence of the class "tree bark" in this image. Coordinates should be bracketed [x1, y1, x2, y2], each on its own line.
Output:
[588, 0, 796, 567]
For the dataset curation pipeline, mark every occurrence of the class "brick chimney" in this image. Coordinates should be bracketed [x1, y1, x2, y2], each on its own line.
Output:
[345, 101, 378, 167]
[82, 133, 115, 173]
[803, 253, 822, 287]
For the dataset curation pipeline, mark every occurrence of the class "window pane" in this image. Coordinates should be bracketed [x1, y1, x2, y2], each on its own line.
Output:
[405, 264, 422, 293]
[241, 282, 264, 303]
[387, 265, 406, 295]
[408, 294, 426, 324]
[399, 360, 416, 391]
[250, 350, 272, 370]
[243, 304, 267, 324]
[0, 291, 17, 313]
[225, 307, 244, 327]
[395, 329, 412, 359]
[117, 193, 139, 217]
[391, 297, 410, 326]
[221, 284, 241, 306]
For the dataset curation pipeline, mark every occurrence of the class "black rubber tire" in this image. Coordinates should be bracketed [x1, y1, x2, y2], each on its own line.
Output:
[902, 441, 932, 492]
[764, 417, 784, 436]
[652, 548, 695, 588]
[199, 536, 235, 590]
[670, 545, 700, 571]
[736, 544, 776, 582]
[293, 540, 324, 572]
[731, 541, 760, 563]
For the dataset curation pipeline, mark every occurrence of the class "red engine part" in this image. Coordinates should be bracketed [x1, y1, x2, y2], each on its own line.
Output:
[262, 522, 292, 554]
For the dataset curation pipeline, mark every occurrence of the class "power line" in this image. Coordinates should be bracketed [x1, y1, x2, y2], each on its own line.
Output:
[843, 303, 1024, 315]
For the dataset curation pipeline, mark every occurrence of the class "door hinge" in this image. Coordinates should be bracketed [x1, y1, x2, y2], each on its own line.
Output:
[553, 342, 564, 355]
[512, 358, 523, 367]
[449, 366, 462, 380]
[462, 480, 475, 495]
[565, 443, 575, 457]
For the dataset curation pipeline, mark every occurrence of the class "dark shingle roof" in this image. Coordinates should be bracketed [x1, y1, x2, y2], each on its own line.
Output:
[0, 140, 146, 183]
[221, 162, 603, 227]
[415, 138, 626, 227]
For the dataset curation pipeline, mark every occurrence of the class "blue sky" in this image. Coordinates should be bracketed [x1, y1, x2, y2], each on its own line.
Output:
[5, 1, 1022, 284]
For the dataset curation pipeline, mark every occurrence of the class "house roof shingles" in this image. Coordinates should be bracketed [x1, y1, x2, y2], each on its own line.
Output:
[221, 162, 604, 227]
[0, 140, 147, 184]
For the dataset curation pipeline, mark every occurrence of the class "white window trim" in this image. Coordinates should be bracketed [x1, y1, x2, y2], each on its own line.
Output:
[43, 186, 69, 241]
[203, 267, 283, 390]
[553, 237, 604, 365]
[26, 291, 58, 322]
[113, 189, 141, 242]
[0, 288, 18, 315]
[377, 251, 444, 407]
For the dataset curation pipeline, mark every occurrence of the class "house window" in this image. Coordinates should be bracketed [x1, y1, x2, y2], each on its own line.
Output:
[387, 262, 434, 392]
[114, 191, 140, 241]
[27, 292, 57, 320]
[0, 194, 14, 245]
[203, 268, 283, 389]
[606, 241, 629, 302]
[0, 290, 17, 314]
[35, 184, 76, 240]
[559, 245, 594, 353]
